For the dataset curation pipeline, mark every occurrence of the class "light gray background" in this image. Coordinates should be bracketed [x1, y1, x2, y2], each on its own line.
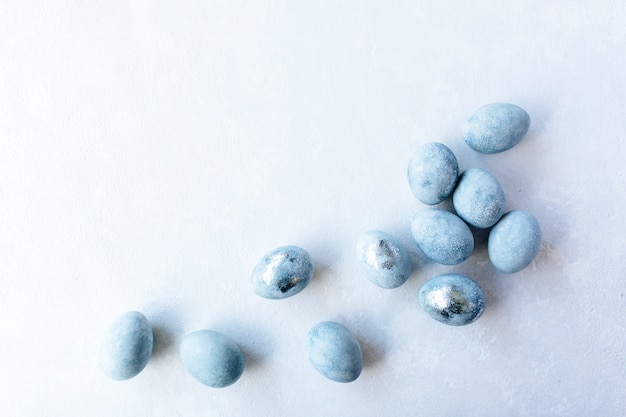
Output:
[1, 1, 625, 416]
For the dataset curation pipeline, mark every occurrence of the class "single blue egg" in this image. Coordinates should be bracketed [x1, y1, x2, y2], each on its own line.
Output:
[488, 210, 542, 273]
[99, 311, 154, 380]
[307, 321, 363, 383]
[418, 274, 486, 326]
[452, 167, 506, 228]
[410, 208, 474, 265]
[356, 230, 412, 289]
[180, 330, 245, 388]
[464, 103, 530, 154]
[251, 246, 314, 299]
[407, 142, 459, 205]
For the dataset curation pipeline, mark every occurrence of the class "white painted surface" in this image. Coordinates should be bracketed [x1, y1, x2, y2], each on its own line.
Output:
[1, 1, 625, 416]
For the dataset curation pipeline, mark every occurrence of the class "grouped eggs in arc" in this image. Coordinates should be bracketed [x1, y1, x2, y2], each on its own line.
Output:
[99, 311, 154, 380]
[418, 274, 486, 326]
[407, 142, 459, 205]
[251, 245, 314, 299]
[180, 330, 245, 388]
[307, 321, 363, 383]
[464, 103, 531, 154]
[488, 210, 542, 273]
[410, 208, 474, 265]
[356, 230, 412, 289]
[452, 167, 506, 229]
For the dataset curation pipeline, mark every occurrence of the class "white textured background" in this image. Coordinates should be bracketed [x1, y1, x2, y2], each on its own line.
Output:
[1, 1, 625, 416]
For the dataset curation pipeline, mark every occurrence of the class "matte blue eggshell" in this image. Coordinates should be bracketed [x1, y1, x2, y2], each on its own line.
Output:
[410, 208, 474, 265]
[251, 245, 314, 299]
[356, 230, 412, 289]
[307, 321, 363, 383]
[99, 311, 154, 380]
[418, 274, 486, 326]
[180, 330, 245, 388]
[452, 167, 506, 228]
[464, 103, 530, 154]
[407, 142, 459, 205]
[488, 210, 542, 273]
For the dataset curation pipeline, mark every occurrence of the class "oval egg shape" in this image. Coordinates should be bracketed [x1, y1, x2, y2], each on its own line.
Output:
[488, 210, 542, 273]
[464, 103, 530, 154]
[407, 142, 459, 205]
[251, 245, 314, 299]
[410, 208, 474, 265]
[418, 274, 486, 326]
[99, 311, 154, 380]
[356, 230, 412, 289]
[307, 321, 363, 383]
[452, 167, 506, 228]
[180, 330, 245, 388]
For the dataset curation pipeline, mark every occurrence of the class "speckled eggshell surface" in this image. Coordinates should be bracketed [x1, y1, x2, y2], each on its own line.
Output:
[452, 167, 506, 229]
[418, 274, 486, 326]
[99, 311, 154, 381]
[356, 230, 412, 289]
[410, 208, 474, 265]
[488, 210, 542, 273]
[407, 142, 459, 205]
[307, 321, 363, 383]
[464, 103, 530, 154]
[251, 245, 314, 299]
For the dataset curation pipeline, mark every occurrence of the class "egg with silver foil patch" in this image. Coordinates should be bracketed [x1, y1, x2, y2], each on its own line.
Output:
[251, 245, 314, 299]
[356, 230, 412, 289]
[418, 274, 486, 326]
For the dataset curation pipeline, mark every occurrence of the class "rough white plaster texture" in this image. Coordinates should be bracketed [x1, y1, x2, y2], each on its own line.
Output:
[1, 1, 625, 416]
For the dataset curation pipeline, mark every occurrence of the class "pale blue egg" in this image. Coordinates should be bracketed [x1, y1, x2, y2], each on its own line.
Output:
[99, 311, 153, 380]
[356, 230, 412, 289]
[410, 208, 474, 265]
[307, 321, 363, 383]
[407, 142, 459, 205]
[488, 210, 542, 273]
[418, 274, 486, 326]
[452, 167, 506, 228]
[464, 103, 530, 154]
[251, 246, 314, 299]
[180, 330, 245, 388]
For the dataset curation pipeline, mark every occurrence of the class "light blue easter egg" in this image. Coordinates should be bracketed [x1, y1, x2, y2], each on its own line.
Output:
[251, 246, 314, 299]
[464, 103, 530, 154]
[407, 142, 459, 205]
[356, 230, 412, 289]
[410, 208, 474, 265]
[452, 167, 506, 228]
[488, 210, 542, 273]
[418, 274, 486, 326]
[180, 330, 245, 388]
[307, 321, 363, 383]
[99, 311, 154, 380]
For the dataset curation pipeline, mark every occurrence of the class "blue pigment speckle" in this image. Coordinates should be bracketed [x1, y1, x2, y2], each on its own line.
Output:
[418, 274, 486, 326]
[488, 210, 542, 273]
[307, 321, 363, 383]
[180, 330, 245, 388]
[453, 167, 506, 228]
[407, 142, 459, 205]
[99, 311, 154, 381]
[356, 230, 412, 289]
[251, 245, 314, 299]
[464, 103, 530, 154]
[411, 208, 474, 265]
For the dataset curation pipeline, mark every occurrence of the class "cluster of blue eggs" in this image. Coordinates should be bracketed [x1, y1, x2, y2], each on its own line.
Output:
[99, 102, 542, 385]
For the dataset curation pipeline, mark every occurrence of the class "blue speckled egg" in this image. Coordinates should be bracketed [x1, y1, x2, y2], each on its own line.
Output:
[180, 330, 245, 388]
[99, 311, 153, 380]
[307, 321, 363, 383]
[452, 167, 506, 228]
[464, 103, 530, 154]
[418, 274, 486, 326]
[407, 142, 459, 205]
[410, 208, 474, 265]
[488, 210, 542, 273]
[251, 246, 314, 299]
[356, 230, 412, 289]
